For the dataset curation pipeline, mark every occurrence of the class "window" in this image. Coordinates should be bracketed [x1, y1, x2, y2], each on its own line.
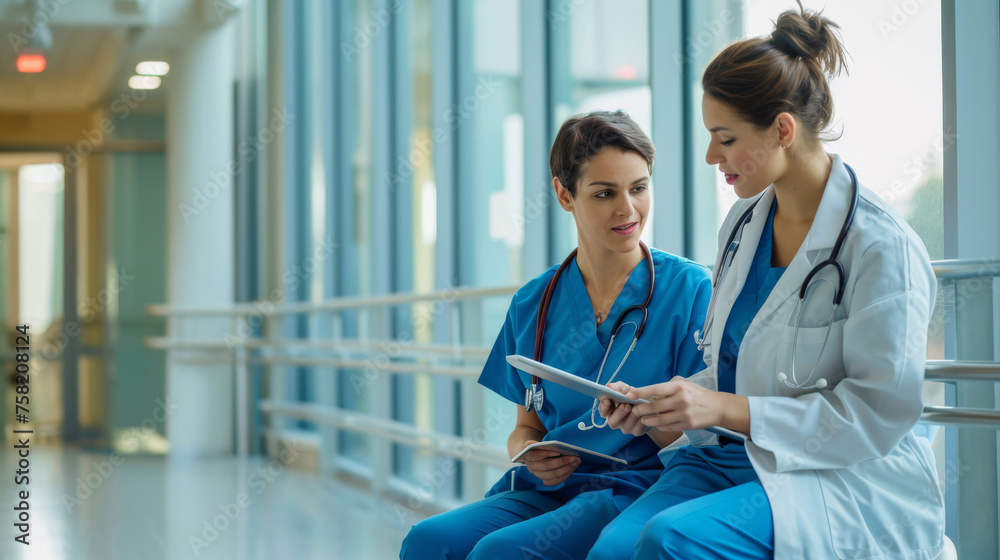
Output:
[335, 0, 379, 465]
[550, 0, 653, 257]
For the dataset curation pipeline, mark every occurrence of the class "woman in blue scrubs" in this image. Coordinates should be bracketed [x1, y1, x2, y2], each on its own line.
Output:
[400, 111, 712, 559]
[587, 204, 781, 560]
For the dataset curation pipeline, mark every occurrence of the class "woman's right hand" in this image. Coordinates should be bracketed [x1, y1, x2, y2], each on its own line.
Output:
[598, 381, 651, 436]
[518, 440, 581, 486]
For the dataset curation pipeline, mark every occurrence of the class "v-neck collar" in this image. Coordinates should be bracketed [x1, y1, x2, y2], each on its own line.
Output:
[751, 200, 786, 302]
[562, 252, 650, 365]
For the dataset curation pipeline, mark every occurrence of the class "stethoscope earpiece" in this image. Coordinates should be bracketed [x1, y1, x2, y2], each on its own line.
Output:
[777, 370, 829, 391]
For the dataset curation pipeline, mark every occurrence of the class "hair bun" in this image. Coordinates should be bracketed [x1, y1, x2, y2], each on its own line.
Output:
[770, 2, 848, 78]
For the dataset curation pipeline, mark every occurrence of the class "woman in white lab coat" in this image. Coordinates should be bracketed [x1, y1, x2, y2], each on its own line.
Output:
[587, 3, 946, 559]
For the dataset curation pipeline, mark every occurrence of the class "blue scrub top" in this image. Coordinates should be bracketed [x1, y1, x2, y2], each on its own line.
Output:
[478, 248, 712, 507]
[704, 200, 784, 459]
[718, 200, 786, 394]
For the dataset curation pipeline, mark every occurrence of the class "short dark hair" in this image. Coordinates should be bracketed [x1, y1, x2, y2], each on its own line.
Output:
[549, 110, 655, 196]
[702, 1, 849, 144]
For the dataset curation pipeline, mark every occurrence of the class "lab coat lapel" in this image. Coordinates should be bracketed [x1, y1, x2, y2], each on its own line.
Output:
[710, 188, 775, 365]
[747, 154, 854, 328]
[803, 154, 852, 254]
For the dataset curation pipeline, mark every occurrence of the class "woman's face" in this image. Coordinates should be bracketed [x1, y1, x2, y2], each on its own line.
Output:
[556, 147, 650, 256]
[702, 94, 786, 199]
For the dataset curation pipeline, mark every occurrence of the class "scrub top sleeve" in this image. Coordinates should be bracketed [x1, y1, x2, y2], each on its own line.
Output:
[748, 235, 936, 472]
[675, 266, 713, 378]
[477, 305, 526, 405]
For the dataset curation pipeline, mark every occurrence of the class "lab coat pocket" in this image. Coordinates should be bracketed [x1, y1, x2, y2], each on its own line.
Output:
[815, 470, 881, 559]
[818, 452, 944, 560]
[775, 319, 846, 396]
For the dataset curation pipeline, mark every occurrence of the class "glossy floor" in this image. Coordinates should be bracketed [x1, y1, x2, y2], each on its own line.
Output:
[0, 445, 416, 559]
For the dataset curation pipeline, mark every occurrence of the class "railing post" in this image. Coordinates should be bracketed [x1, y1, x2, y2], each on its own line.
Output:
[366, 307, 393, 498]
[318, 312, 342, 477]
[235, 345, 249, 457]
[950, 276, 999, 555]
[457, 298, 486, 500]
[266, 307, 288, 452]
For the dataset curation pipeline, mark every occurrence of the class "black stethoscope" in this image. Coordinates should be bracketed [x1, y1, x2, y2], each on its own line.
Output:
[525, 241, 655, 427]
[693, 162, 859, 390]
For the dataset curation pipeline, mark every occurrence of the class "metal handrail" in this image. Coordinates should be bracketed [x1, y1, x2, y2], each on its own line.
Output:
[931, 258, 1000, 281]
[141, 261, 1000, 476]
[143, 285, 516, 466]
[924, 360, 1000, 382]
[144, 337, 493, 358]
[145, 285, 519, 317]
[259, 400, 510, 469]
[921, 406, 1000, 428]
[253, 356, 482, 378]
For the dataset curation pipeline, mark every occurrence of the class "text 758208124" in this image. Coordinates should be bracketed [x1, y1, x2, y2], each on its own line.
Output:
[12, 324, 32, 546]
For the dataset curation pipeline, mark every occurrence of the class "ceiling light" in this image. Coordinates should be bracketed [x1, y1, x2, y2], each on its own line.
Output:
[16, 54, 46, 73]
[136, 61, 169, 76]
[128, 75, 161, 90]
[14, 8, 51, 73]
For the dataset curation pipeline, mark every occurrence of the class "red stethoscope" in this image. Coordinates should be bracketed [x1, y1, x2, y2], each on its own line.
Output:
[525, 241, 655, 421]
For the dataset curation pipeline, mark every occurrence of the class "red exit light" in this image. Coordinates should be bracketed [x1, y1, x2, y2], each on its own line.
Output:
[16, 54, 46, 73]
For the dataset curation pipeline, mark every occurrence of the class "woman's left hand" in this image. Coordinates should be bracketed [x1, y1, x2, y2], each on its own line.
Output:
[625, 377, 730, 432]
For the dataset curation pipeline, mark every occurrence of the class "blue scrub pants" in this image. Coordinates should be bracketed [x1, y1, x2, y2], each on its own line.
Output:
[587, 446, 774, 560]
[400, 486, 622, 560]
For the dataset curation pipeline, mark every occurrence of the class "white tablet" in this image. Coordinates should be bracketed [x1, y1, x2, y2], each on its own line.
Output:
[505, 355, 646, 405]
[506, 355, 749, 442]
[510, 440, 628, 467]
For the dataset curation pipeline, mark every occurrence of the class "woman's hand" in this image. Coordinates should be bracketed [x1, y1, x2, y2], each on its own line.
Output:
[509, 405, 579, 485]
[518, 440, 580, 486]
[626, 377, 749, 434]
[597, 382, 650, 436]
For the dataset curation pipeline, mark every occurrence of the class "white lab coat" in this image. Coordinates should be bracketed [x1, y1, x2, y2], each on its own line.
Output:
[687, 154, 945, 559]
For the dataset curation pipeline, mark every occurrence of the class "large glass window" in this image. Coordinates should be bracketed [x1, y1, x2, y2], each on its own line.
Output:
[18, 164, 64, 329]
[457, 0, 524, 288]
[450, 0, 526, 494]
[740, 1, 943, 260]
[336, 0, 378, 466]
[550, 0, 653, 256]
[687, 1, 943, 270]
[17, 164, 66, 433]
[394, 0, 436, 488]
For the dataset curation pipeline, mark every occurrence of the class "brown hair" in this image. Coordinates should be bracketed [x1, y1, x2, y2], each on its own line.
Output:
[549, 110, 655, 196]
[702, 1, 849, 143]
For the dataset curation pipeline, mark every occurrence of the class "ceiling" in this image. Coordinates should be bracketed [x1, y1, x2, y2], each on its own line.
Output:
[0, 0, 235, 113]
[0, 25, 130, 111]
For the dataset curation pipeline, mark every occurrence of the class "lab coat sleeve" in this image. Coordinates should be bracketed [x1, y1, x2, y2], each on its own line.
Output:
[747, 234, 936, 472]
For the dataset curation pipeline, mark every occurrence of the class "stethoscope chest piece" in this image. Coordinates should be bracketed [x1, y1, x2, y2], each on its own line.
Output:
[525, 384, 544, 412]
[528, 242, 655, 422]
